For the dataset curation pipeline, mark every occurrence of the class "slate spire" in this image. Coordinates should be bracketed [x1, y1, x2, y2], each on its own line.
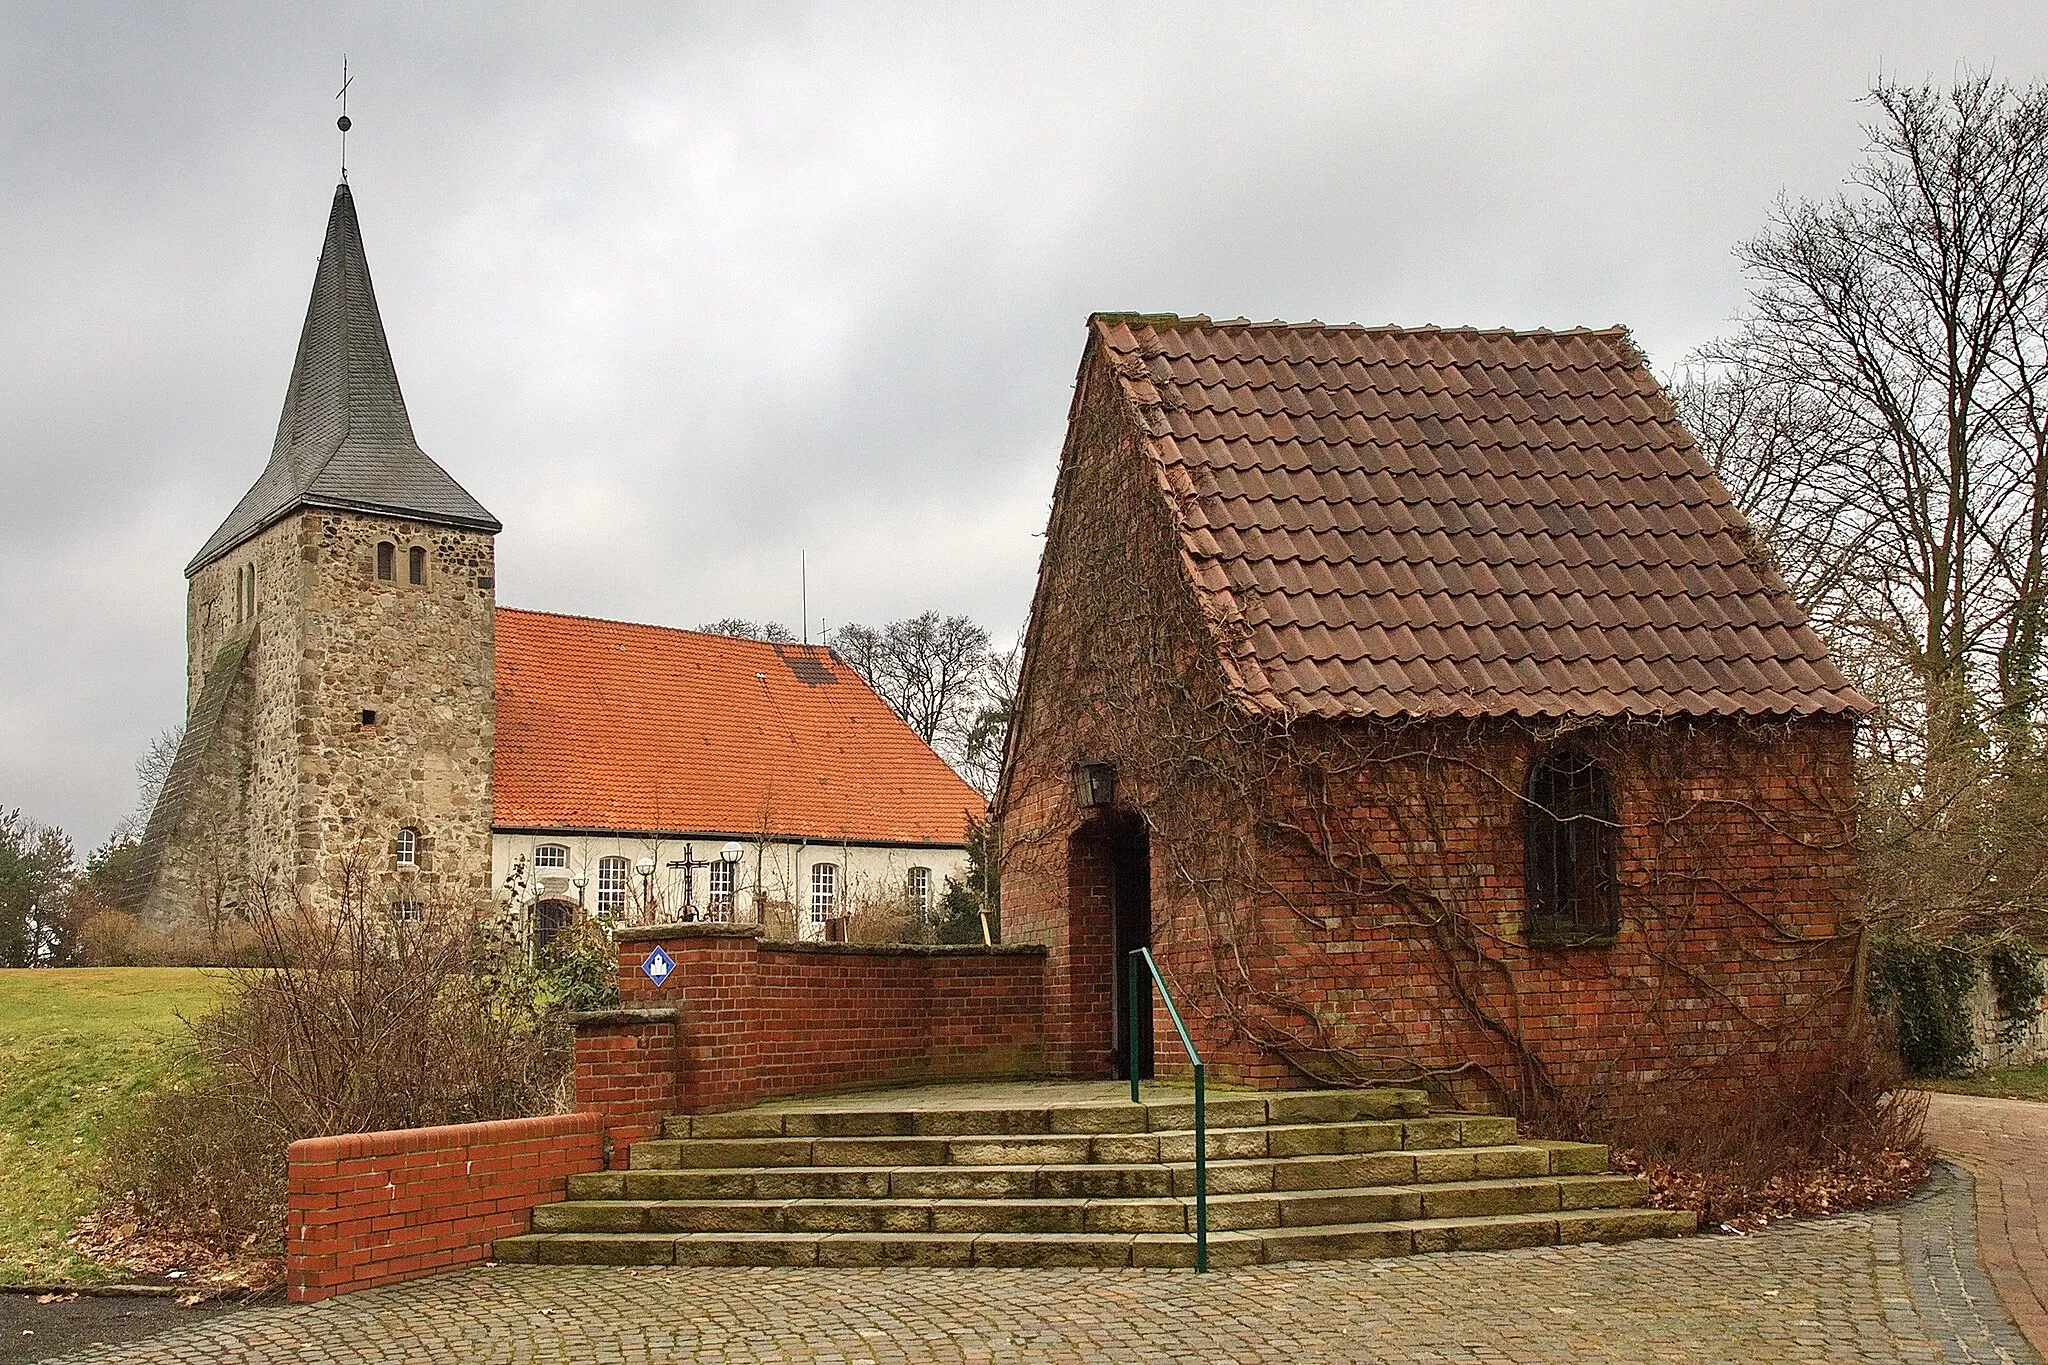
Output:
[187, 180, 500, 574]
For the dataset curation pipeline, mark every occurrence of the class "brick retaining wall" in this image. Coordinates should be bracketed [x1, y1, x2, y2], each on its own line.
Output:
[583, 924, 1047, 1122]
[284, 1112, 603, 1302]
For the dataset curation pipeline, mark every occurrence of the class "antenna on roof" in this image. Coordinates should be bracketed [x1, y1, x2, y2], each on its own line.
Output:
[800, 550, 808, 645]
[335, 55, 354, 181]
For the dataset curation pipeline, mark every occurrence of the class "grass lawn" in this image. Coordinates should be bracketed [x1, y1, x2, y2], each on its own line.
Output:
[1917, 1061, 2048, 1103]
[0, 968, 221, 1283]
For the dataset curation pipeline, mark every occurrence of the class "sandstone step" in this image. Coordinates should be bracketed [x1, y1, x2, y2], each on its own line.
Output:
[660, 1088, 1430, 1141]
[624, 1116, 1522, 1171]
[530, 1173, 1647, 1237]
[567, 1142, 1611, 1204]
[495, 1205, 1695, 1270]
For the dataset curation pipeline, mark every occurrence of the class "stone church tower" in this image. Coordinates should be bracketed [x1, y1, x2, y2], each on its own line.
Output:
[124, 180, 501, 927]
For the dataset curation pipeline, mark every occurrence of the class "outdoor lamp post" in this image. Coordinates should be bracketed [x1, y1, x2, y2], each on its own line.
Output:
[571, 872, 588, 907]
[635, 856, 658, 923]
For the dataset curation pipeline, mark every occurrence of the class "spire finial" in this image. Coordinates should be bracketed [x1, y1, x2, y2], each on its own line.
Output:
[335, 55, 354, 182]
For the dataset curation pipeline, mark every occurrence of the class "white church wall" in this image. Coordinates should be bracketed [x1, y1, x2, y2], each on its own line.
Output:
[491, 830, 972, 942]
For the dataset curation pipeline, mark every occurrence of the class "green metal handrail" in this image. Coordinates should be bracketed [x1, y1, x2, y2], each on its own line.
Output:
[1128, 947, 1206, 1272]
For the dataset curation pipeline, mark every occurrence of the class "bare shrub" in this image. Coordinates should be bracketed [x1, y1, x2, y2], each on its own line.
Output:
[101, 869, 570, 1250]
[1529, 1027, 1930, 1229]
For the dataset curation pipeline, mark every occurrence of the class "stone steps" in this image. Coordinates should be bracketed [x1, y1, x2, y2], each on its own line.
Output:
[531, 1172, 1646, 1236]
[499, 1206, 1696, 1269]
[498, 1087, 1695, 1270]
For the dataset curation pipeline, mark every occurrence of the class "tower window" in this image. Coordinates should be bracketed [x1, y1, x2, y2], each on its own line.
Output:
[361, 709, 377, 727]
[809, 862, 838, 925]
[533, 843, 569, 871]
[596, 856, 629, 915]
[409, 546, 426, 585]
[395, 826, 418, 868]
[376, 542, 395, 582]
[1524, 746, 1620, 945]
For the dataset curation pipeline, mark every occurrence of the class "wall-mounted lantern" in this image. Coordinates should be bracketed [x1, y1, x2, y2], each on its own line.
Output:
[1074, 761, 1117, 809]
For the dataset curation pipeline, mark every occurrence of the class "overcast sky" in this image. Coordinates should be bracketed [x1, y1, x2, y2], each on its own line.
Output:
[4, 3, 2045, 850]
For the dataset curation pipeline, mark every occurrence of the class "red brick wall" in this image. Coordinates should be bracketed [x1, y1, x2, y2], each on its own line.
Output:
[997, 336, 1863, 1116]
[604, 925, 1046, 1115]
[284, 1112, 602, 1302]
[570, 1010, 679, 1167]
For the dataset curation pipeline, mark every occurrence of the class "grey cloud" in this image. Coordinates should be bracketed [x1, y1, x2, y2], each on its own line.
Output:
[4, 1, 2044, 844]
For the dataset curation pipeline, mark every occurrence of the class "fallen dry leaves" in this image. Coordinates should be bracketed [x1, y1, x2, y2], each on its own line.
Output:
[1612, 1141, 1933, 1233]
[66, 1207, 281, 1293]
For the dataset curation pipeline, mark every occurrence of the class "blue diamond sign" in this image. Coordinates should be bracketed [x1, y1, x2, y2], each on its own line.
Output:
[641, 946, 676, 986]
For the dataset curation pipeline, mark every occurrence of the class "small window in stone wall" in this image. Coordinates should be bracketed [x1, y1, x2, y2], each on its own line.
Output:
[390, 900, 422, 923]
[533, 843, 569, 871]
[395, 826, 418, 868]
[1524, 746, 1620, 945]
[409, 546, 426, 585]
[376, 542, 395, 582]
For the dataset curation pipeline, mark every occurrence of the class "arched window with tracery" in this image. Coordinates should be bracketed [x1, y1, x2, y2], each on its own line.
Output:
[1524, 746, 1619, 944]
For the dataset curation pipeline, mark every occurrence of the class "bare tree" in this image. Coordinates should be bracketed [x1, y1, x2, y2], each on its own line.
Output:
[699, 618, 798, 643]
[829, 614, 992, 760]
[1706, 74, 2048, 756]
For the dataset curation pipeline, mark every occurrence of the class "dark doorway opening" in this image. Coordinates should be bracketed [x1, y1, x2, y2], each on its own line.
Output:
[1108, 819, 1153, 1081]
[533, 899, 576, 959]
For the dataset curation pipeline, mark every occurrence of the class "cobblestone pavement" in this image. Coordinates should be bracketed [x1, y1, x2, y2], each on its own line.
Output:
[1926, 1093, 2048, 1355]
[43, 1162, 2037, 1365]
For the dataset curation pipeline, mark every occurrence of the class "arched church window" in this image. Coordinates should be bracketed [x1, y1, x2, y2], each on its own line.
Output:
[809, 862, 839, 926]
[245, 564, 256, 619]
[409, 546, 426, 586]
[395, 826, 418, 868]
[376, 542, 395, 582]
[595, 856, 629, 915]
[1524, 746, 1619, 945]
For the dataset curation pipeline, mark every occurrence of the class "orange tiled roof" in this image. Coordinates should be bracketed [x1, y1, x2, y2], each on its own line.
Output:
[1091, 314, 1869, 720]
[493, 609, 983, 844]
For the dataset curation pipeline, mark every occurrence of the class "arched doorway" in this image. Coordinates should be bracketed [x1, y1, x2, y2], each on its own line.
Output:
[533, 898, 577, 958]
[1070, 811, 1152, 1080]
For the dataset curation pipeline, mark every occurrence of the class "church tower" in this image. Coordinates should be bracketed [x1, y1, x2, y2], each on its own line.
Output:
[125, 180, 501, 926]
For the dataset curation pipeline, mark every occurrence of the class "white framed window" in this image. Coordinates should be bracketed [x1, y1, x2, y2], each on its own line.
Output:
[390, 900, 422, 923]
[395, 827, 417, 868]
[907, 866, 932, 915]
[596, 856, 629, 915]
[809, 862, 838, 924]
[708, 859, 735, 916]
[533, 843, 569, 871]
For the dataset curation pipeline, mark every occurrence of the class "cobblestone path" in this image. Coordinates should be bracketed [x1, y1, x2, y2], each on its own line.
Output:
[47, 1163, 2037, 1364]
[1926, 1093, 2048, 1355]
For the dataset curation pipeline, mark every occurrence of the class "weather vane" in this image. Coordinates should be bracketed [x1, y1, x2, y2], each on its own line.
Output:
[335, 55, 354, 181]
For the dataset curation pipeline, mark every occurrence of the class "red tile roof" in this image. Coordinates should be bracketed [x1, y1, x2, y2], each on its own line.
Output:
[493, 609, 983, 844]
[1093, 314, 1868, 720]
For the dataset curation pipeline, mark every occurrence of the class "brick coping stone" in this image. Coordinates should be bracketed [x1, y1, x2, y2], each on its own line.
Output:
[611, 920, 1046, 956]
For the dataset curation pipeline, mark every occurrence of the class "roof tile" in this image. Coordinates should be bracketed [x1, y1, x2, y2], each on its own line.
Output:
[493, 610, 981, 844]
[1090, 314, 1867, 719]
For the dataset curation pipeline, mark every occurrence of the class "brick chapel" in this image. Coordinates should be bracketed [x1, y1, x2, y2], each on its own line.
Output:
[997, 314, 1870, 1112]
[122, 179, 980, 936]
